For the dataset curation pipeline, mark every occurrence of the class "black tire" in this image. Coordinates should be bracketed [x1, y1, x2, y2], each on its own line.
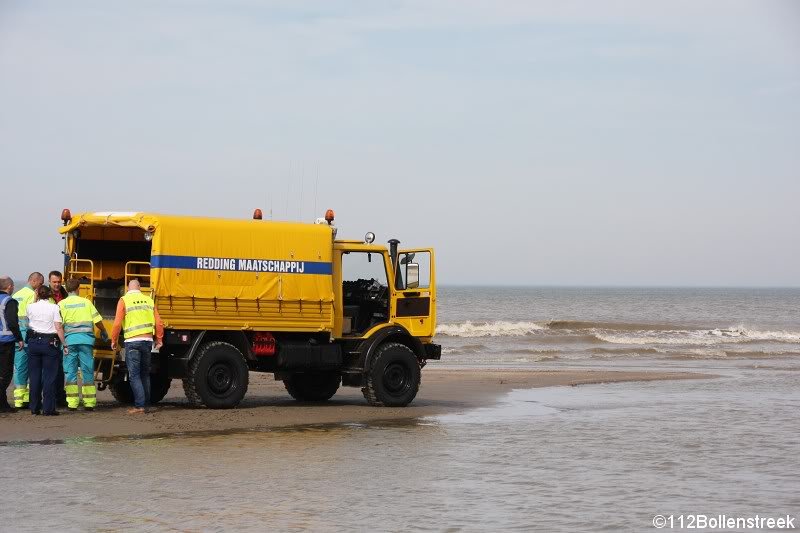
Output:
[109, 374, 134, 405]
[109, 371, 171, 405]
[150, 373, 172, 405]
[362, 342, 421, 407]
[182, 341, 249, 409]
[283, 372, 341, 402]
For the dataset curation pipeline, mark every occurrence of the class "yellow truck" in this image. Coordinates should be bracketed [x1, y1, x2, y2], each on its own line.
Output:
[58, 209, 440, 409]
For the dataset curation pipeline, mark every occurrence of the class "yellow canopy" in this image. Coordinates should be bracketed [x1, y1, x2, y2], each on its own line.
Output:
[63, 212, 335, 302]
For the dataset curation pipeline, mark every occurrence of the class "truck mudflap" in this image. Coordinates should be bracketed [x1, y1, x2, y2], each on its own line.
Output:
[423, 343, 442, 360]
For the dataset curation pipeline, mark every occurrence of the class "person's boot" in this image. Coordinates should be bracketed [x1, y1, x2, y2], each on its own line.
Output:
[65, 384, 80, 412]
[0, 397, 14, 413]
[0, 389, 12, 410]
[13, 386, 26, 409]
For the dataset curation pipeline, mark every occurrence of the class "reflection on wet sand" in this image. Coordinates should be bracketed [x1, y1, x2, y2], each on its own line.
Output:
[1, 364, 796, 531]
[0, 368, 705, 443]
[0, 417, 436, 447]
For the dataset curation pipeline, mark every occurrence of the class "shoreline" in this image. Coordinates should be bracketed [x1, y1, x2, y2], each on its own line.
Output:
[0, 368, 713, 443]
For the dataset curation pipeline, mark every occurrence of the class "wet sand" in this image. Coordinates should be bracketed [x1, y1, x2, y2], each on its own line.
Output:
[0, 369, 712, 442]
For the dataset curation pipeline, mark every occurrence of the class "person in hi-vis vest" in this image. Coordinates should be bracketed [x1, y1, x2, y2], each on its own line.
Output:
[11, 272, 44, 408]
[110, 280, 164, 414]
[58, 278, 109, 411]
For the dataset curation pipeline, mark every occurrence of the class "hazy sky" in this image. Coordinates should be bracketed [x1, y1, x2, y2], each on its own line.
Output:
[1, 1, 798, 286]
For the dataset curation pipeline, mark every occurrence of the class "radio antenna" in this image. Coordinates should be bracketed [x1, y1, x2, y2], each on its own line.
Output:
[314, 161, 319, 217]
[286, 160, 291, 220]
[300, 162, 305, 221]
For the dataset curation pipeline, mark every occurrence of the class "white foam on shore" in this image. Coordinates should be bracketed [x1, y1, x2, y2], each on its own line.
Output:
[437, 320, 800, 346]
[595, 327, 800, 346]
[436, 321, 546, 338]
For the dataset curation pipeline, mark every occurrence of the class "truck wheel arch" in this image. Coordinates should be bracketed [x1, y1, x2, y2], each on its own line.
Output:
[183, 330, 253, 362]
[357, 325, 424, 371]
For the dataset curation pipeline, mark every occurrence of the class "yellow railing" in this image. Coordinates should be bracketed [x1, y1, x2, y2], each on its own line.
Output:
[66, 259, 116, 384]
[125, 261, 153, 297]
[68, 258, 95, 299]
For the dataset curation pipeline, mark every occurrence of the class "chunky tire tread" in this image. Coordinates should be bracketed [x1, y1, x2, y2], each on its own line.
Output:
[283, 372, 341, 402]
[182, 376, 202, 407]
[362, 342, 421, 407]
[112, 371, 171, 405]
[150, 375, 172, 405]
[183, 341, 248, 409]
[109, 377, 135, 405]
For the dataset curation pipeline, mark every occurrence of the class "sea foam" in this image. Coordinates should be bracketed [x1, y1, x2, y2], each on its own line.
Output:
[436, 321, 546, 337]
[436, 320, 800, 345]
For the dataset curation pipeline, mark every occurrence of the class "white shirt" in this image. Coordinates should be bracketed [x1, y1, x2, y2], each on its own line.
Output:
[26, 300, 62, 334]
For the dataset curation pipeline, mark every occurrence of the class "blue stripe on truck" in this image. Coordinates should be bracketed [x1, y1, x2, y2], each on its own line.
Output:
[151, 255, 333, 275]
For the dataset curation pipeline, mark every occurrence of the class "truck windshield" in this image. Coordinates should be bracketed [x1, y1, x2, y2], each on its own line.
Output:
[341, 252, 390, 335]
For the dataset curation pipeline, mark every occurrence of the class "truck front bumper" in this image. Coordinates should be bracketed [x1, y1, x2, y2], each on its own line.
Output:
[424, 343, 442, 360]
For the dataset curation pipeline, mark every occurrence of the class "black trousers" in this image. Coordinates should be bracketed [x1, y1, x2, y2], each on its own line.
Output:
[27, 339, 60, 414]
[0, 342, 13, 408]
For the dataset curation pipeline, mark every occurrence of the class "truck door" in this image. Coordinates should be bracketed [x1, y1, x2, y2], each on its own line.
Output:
[340, 250, 392, 336]
[393, 249, 436, 338]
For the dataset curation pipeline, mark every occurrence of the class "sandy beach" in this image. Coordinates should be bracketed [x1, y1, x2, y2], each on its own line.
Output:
[0, 368, 711, 443]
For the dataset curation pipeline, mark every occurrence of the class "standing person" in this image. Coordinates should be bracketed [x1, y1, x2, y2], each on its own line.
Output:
[0, 276, 24, 412]
[26, 286, 67, 416]
[59, 278, 109, 411]
[110, 280, 163, 414]
[11, 271, 44, 408]
[48, 271, 68, 304]
[48, 270, 68, 407]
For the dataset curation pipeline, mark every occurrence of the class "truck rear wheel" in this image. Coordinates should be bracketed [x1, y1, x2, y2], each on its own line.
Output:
[109, 374, 134, 405]
[110, 371, 171, 405]
[183, 341, 249, 409]
[150, 373, 172, 404]
[283, 372, 340, 402]
[362, 342, 420, 407]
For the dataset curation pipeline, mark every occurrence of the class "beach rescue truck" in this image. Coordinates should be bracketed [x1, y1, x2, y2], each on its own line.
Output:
[57, 209, 440, 409]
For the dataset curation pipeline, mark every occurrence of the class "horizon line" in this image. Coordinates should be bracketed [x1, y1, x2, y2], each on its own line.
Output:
[437, 284, 800, 289]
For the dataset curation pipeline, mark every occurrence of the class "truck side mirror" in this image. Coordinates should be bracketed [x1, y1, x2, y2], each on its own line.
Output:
[406, 263, 419, 289]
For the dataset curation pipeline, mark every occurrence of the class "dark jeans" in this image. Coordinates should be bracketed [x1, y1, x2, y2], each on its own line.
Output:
[57, 353, 66, 406]
[0, 342, 14, 408]
[125, 341, 152, 408]
[28, 339, 60, 414]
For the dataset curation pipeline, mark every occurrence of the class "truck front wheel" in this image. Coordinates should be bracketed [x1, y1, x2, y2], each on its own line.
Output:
[183, 341, 249, 409]
[362, 342, 421, 407]
[283, 372, 340, 401]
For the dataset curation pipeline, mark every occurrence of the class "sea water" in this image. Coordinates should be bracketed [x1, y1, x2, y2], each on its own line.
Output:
[1, 287, 798, 531]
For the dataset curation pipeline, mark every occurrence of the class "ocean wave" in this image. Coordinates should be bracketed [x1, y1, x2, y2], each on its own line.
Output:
[443, 353, 560, 363]
[436, 321, 545, 337]
[507, 348, 562, 355]
[594, 327, 800, 346]
[436, 320, 800, 346]
[441, 344, 488, 355]
[724, 350, 800, 358]
[589, 347, 662, 355]
[663, 348, 737, 359]
[546, 320, 689, 332]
